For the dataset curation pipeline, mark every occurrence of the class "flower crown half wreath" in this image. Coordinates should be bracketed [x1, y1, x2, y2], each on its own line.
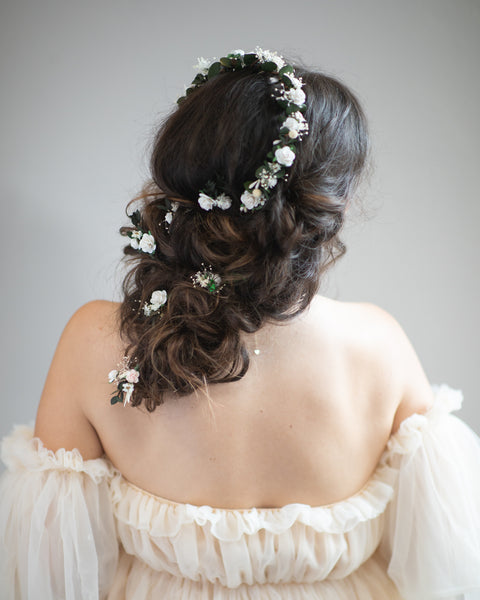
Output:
[179, 47, 309, 213]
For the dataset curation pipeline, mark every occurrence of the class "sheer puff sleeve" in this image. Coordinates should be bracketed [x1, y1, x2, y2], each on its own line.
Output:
[0, 425, 119, 600]
[379, 385, 480, 600]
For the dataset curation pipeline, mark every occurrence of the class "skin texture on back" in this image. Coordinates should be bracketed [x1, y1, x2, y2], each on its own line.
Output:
[34, 294, 434, 509]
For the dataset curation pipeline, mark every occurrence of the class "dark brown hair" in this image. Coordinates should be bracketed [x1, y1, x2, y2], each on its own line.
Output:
[118, 61, 369, 411]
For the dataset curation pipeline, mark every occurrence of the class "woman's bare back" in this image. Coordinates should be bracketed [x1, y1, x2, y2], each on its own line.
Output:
[44, 294, 431, 510]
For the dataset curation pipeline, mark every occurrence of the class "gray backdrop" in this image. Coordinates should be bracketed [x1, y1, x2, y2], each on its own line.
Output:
[1, 0, 479, 452]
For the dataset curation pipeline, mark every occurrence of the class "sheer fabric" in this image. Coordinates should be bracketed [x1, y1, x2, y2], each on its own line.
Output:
[1, 384, 480, 599]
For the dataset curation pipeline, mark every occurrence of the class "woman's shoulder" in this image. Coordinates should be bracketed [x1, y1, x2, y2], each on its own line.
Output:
[306, 296, 434, 432]
[33, 300, 124, 460]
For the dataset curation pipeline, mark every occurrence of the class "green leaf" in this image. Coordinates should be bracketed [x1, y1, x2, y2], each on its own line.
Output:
[286, 104, 301, 115]
[243, 53, 257, 66]
[279, 65, 294, 75]
[193, 73, 206, 85]
[219, 57, 232, 68]
[129, 209, 141, 227]
[280, 74, 293, 86]
[260, 61, 278, 72]
[207, 62, 222, 78]
[110, 396, 121, 405]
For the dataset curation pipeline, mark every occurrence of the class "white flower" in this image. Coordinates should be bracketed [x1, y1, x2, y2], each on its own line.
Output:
[267, 161, 282, 174]
[254, 47, 285, 70]
[198, 192, 231, 210]
[108, 369, 118, 383]
[286, 87, 306, 106]
[285, 73, 303, 89]
[240, 191, 257, 210]
[122, 382, 135, 406]
[240, 189, 266, 211]
[165, 211, 173, 225]
[282, 112, 308, 139]
[275, 146, 296, 167]
[131, 230, 142, 239]
[150, 290, 167, 307]
[198, 192, 214, 211]
[143, 304, 152, 316]
[139, 233, 156, 253]
[171, 201, 179, 212]
[129, 237, 139, 250]
[215, 193, 232, 210]
[194, 57, 212, 72]
[230, 49, 245, 57]
[283, 116, 301, 132]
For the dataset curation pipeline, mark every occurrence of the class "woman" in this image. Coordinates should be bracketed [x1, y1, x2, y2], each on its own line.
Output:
[1, 48, 480, 599]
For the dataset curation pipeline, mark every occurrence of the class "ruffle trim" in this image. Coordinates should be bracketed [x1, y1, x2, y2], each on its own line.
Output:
[111, 462, 397, 541]
[1, 424, 114, 483]
[382, 383, 463, 457]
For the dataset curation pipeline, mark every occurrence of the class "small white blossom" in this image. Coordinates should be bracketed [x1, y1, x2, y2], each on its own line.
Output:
[198, 192, 215, 211]
[192, 268, 222, 291]
[139, 232, 156, 253]
[108, 370, 118, 383]
[286, 87, 306, 106]
[275, 146, 296, 167]
[215, 193, 232, 210]
[240, 189, 267, 211]
[230, 49, 245, 57]
[143, 289, 167, 317]
[198, 192, 231, 211]
[165, 211, 173, 225]
[254, 47, 285, 70]
[131, 230, 142, 239]
[194, 57, 213, 72]
[150, 290, 167, 307]
[285, 73, 303, 89]
[171, 201, 179, 212]
[267, 161, 282, 174]
[129, 237, 140, 250]
[255, 167, 278, 189]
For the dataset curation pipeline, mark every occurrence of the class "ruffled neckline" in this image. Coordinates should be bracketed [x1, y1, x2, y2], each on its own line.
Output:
[1, 384, 463, 539]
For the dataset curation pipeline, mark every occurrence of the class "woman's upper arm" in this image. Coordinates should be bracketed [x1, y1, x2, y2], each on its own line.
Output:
[362, 303, 435, 434]
[34, 300, 114, 459]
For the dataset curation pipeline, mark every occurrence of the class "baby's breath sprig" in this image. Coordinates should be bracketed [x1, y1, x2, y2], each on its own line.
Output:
[191, 264, 224, 294]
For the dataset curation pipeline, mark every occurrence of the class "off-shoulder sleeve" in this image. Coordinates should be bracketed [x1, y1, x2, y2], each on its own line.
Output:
[0, 425, 119, 600]
[379, 385, 480, 600]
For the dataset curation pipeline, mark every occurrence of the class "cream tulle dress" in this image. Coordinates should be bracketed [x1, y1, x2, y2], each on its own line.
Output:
[1, 384, 480, 599]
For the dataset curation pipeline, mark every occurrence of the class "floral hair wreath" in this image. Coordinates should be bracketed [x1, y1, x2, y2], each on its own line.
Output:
[178, 47, 309, 213]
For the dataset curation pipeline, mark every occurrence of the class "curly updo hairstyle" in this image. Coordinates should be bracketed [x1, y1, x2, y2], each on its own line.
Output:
[118, 61, 369, 411]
